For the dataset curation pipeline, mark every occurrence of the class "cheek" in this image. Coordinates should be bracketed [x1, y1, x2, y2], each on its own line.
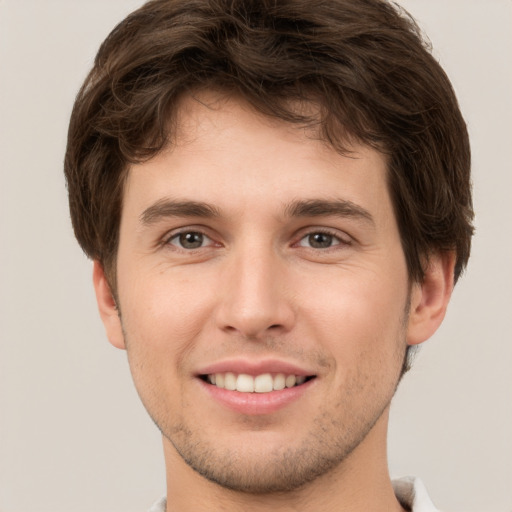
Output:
[302, 265, 406, 329]
[118, 270, 219, 393]
[118, 275, 206, 415]
[298, 265, 408, 366]
[122, 269, 214, 337]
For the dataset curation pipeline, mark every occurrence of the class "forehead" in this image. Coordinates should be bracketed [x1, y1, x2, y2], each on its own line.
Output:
[122, 91, 391, 222]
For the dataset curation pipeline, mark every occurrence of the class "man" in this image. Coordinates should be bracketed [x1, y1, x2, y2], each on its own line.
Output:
[64, 0, 473, 510]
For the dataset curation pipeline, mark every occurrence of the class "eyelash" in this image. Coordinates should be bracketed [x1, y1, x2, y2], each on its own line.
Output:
[162, 227, 351, 252]
[294, 228, 351, 250]
[164, 229, 217, 251]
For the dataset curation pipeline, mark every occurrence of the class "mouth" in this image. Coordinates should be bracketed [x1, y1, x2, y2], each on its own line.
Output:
[200, 372, 316, 393]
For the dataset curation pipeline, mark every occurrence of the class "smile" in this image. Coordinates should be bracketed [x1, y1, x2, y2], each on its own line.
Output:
[202, 373, 313, 393]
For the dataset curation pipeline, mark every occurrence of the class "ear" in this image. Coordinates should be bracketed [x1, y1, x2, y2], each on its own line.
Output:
[92, 260, 126, 350]
[406, 251, 455, 346]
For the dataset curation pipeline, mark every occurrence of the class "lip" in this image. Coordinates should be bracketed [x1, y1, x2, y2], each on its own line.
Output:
[195, 358, 317, 415]
[198, 376, 315, 415]
[196, 358, 315, 377]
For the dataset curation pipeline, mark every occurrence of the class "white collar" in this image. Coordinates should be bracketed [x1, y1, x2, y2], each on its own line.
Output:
[393, 476, 441, 512]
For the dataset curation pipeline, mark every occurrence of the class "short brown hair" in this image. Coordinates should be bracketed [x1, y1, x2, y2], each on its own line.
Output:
[65, 0, 473, 289]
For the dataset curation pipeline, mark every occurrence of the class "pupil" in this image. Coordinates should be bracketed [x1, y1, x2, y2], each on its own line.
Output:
[309, 233, 332, 248]
[180, 232, 203, 249]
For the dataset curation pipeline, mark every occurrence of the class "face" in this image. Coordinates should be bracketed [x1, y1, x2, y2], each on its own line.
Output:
[104, 93, 420, 493]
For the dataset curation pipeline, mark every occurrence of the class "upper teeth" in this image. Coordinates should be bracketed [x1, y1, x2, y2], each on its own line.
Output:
[207, 373, 307, 393]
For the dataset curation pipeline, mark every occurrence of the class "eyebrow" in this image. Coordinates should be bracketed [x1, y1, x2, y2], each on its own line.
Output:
[284, 199, 374, 225]
[140, 199, 221, 225]
[139, 197, 374, 226]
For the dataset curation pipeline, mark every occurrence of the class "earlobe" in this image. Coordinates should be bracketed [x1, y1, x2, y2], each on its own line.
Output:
[406, 251, 455, 346]
[92, 260, 126, 350]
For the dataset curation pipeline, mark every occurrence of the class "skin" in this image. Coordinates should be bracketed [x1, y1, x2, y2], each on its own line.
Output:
[94, 92, 454, 511]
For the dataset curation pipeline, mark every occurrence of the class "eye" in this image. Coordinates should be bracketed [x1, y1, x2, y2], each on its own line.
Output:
[167, 231, 213, 250]
[297, 231, 347, 249]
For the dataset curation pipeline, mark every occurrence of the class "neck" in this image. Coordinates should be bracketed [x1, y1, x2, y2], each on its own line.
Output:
[162, 408, 406, 512]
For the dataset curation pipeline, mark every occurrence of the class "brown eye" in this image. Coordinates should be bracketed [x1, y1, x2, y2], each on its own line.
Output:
[307, 233, 334, 248]
[169, 231, 208, 249]
[297, 231, 350, 250]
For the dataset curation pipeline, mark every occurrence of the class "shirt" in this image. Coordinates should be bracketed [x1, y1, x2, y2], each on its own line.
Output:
[148, 476, 440, 511]
[393, 476, 441, 511]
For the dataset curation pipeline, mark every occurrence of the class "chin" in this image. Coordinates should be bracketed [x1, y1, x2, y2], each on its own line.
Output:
[164, 420, 370, 494]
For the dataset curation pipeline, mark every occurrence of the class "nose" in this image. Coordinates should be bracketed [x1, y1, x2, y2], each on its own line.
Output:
[215, 244, 296, 339]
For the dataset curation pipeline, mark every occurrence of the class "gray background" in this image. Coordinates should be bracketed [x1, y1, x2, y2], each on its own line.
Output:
[1, 1, 511, 510]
